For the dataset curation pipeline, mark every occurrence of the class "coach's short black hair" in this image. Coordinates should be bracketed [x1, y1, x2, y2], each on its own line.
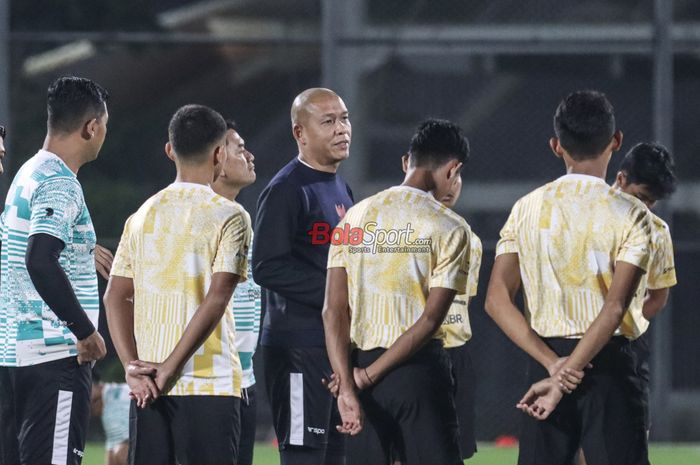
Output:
[47, 76, 109, 133]
[168, 105, 227, 160]
[225, 119, 237, 131]
[619, 142, 677, 200]
[554, 90, 615, 160]
[408, 119, 470, 168]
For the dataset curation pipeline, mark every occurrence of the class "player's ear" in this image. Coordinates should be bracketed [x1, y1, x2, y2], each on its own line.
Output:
[165, 142, 176, 161]
[615, 171, 627, 188]
[549, 137, 564, 159]
[610, 130, 623, 152]
[212, 143, 225, 167]
[401, 154, 409, 173]
[82, 118, 98, 141]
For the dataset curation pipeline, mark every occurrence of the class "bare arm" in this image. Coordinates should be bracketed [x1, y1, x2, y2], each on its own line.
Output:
[642, 288, 670, 320]
[322, 267, 362, 435]
[362, 286, 456, 386]
[563, 261, 643, 372]
[152, 272, 240, 391]
[104, 276, 138, 368]
[519, 261, 644, 420]
[485, 253, 560, 373]
[104, 275, 158, 405]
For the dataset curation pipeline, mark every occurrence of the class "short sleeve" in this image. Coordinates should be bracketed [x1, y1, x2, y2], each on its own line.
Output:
[496, 202, 519, 256]
[213, 209, 251, 279]
[467, 234, 483, 297]
[647, 223, 677, 290]
[616, 207, 651, 271]
[429, 225, 470, 293]
[327, 216, 347, 269]
[111, 215, 135, 278]
[29, 177, 83, 244]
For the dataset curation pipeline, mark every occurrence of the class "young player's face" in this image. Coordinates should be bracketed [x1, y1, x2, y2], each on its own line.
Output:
[299, 95, 351, 164]
[618, 171, 657, 208]
[220, 129, 256, 188]
[622, 182, 657, 209]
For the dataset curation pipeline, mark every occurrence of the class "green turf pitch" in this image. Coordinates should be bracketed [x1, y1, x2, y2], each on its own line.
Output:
[83, 442, 700, 465]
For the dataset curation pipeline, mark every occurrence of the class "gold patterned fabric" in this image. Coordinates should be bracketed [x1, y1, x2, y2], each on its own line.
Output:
[111, 183, 251, 396]
[442, 233, 482, 348]
[496, 174, 652, 340]
[624, 210, 677, 336]
[328, 186, 472, 350]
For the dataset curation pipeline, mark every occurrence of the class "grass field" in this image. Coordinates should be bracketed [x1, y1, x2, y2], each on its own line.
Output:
[83, 442, 700, 465]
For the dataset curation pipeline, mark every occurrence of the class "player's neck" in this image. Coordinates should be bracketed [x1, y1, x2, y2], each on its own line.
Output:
[212, 183, 240, 201]
[174, 167, 215, 187]
[401, 169, 434, 194]
[42, 135, 85, 174]
[563, 154, 610, 180]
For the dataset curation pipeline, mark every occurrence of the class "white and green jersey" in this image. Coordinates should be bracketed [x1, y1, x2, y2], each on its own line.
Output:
[232, 238, 261, 388]
[0, 150, 99, 366]
[101, 383, 131, 450]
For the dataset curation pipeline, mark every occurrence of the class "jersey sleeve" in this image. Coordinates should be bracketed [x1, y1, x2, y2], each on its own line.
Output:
[496, 201, 519, 256]
[213, 209, 251, 279]
[29, 177, 83, 244]
[327, 216, 348, 269]
[467, 234, 483, 297]
[111, 215, 135, 278]
[429, 225, 470, 293]
[616, 207, 652, 271]
[647, 223, 677, 289]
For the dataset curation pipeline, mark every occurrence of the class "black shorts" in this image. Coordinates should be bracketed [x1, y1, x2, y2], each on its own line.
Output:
[0, 357, 92, 465]
[263, 345, 345, 465]
[349, 340, 462, 465]
[128, 395, 240, 465]
[238, 385, 257, 465]
[447, 343, 477, 459]
[518, 337, 649, 465]
[631, 331, 651, 431]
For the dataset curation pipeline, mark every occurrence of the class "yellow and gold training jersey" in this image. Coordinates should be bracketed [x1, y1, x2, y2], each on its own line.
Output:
[111, 182, 251, 396]
[496, 174, 651, 339]
[442, 232, 482, 348]
[624, 209, 677, 336]
[328, 185, 471, 350]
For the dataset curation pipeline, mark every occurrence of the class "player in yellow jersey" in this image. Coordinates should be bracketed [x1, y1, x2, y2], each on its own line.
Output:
[574, 142, 678, 465]
[324, 119, 471, 465]
[105, 105, 250, 465]
[486, 91, 652, 465]
[614, 142, 676, 437]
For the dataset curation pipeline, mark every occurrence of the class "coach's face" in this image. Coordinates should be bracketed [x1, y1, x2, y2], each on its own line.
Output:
[296, 94, 351, 165]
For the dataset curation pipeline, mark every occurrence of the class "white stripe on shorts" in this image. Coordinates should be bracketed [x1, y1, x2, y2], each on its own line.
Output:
[51, 389, 73, 465]
[289, 372, 304, 446]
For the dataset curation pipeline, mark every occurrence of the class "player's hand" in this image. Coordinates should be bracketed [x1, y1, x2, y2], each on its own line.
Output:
[76, 330, 107, 364]
[516, 377, 564, 420]
[547, 357, 591, 393]
[322, 372, 340, 398]
[93, 244, 114, 280]
[336, 390, 363, 435]
[125, 365, 160, 409]
[130, 360, 178, 395]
